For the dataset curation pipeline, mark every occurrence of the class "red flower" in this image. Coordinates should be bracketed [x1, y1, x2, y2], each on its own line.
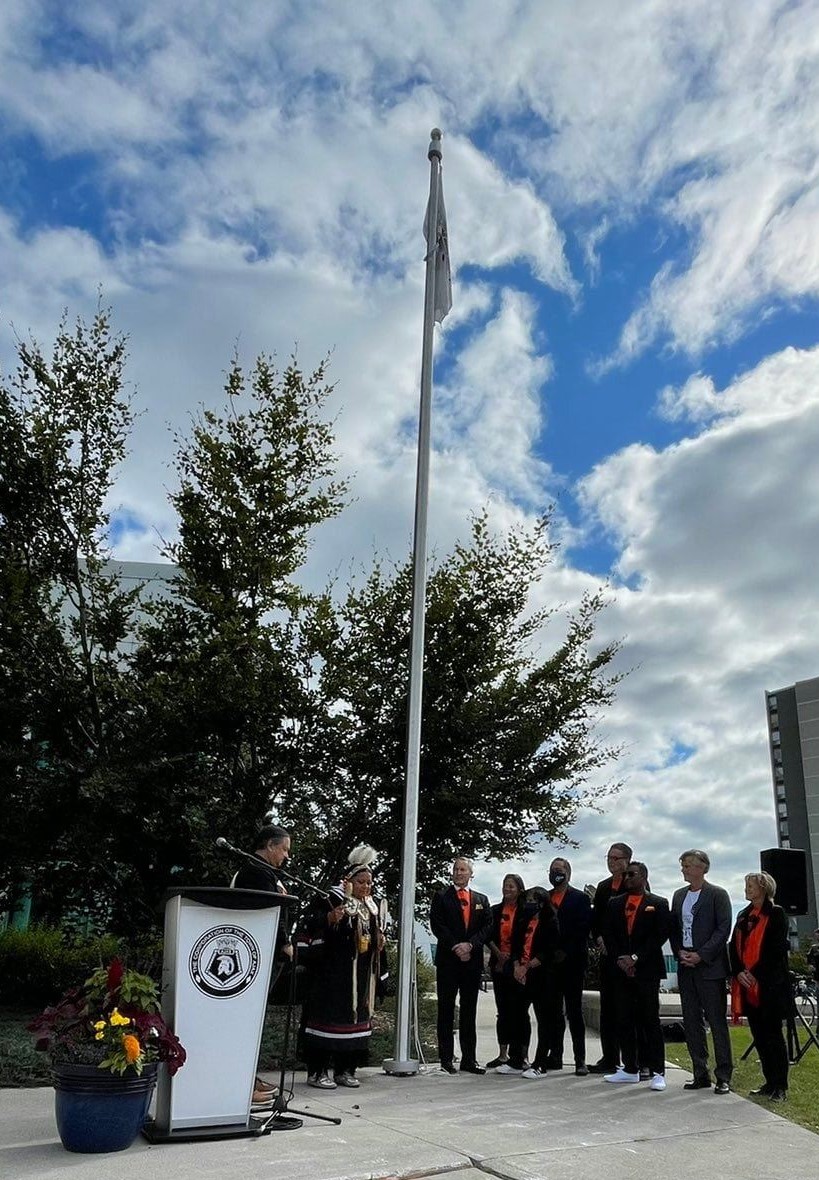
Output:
[107, 959, 125, 994]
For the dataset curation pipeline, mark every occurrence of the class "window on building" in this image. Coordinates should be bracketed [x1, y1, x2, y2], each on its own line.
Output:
[771, 729, 780, 744]
[769, 695, 778, 709]
[779, 821, 789, 839]
[778, 802, 788, 816]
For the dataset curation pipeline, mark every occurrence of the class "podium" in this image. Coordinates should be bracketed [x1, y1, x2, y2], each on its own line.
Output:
[145, 886, 295, 1142]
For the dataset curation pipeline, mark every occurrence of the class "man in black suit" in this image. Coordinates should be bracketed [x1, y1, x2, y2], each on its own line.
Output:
[589, 841, 632, 1073]
[545, 857, 592, 1074]
[430, 857, 492, 1074]
[669, 849, 733, 1094]
[603, 861, 670, 1091]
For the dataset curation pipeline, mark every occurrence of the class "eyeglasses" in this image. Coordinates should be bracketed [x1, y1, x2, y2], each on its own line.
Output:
[623, 869, 642, 878]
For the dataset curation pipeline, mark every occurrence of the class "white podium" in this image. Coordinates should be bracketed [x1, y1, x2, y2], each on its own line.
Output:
[146, 886, 294, 1142]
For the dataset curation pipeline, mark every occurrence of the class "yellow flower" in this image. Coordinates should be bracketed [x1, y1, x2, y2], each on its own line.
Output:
[123, 1034, 141, 1064]
[109, 1009, 130, 1027]
[95, 1031, 104, 1041]
[93, 1020, 106, 1031]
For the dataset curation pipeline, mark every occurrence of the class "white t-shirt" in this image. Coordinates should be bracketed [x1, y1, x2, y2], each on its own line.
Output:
[681, 889, 701, 947]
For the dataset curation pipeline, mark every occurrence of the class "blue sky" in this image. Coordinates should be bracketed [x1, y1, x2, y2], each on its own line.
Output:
[2, 0, 819, 906]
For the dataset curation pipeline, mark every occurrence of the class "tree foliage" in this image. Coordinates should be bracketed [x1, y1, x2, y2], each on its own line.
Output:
[281, 513, 621, 903]
[0, 307, 621, 932]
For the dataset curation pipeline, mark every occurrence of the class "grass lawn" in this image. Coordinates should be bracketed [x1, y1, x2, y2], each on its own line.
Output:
[664, 1025, 819, 1136]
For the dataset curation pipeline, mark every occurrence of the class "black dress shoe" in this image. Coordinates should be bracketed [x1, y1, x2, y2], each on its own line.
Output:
[749, 1084, 772, 1096]
[544, 1058, 563, 1070]
[714, 1081, 730, 1095]
[587, 1061, 617, 1074]
[485, 1056, 508, 1069]
[683, 1076, 712, 1090]
[459, 1063, 486, 1075]
[575, 1062, 589, 1076]
[440, 1062, 457, 1074]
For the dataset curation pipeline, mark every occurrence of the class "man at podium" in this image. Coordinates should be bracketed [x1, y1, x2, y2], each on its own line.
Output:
[231, 823, 293, 1107]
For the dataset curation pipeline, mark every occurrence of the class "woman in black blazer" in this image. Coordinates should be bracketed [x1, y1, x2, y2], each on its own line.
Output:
[729, 871, 790, 1101]
[486, 874, 526, 1069]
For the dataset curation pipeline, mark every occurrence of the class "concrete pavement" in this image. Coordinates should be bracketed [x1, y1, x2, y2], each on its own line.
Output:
[2, 989, 818, 1180]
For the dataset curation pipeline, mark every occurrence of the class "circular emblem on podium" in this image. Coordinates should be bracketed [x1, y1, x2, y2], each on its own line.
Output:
[189, 925, 261, 998]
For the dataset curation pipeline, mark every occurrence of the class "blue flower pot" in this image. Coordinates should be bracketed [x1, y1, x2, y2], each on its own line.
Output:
[53, 1062, 158, 1153]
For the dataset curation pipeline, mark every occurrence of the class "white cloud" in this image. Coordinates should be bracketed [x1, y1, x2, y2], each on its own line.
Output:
[569, 343, 819, 901]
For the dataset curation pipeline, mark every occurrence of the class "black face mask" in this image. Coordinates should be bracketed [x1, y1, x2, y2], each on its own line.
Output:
[549, 871, 567, 887]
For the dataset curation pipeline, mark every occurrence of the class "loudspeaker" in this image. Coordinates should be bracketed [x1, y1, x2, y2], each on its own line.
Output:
[760, 848, 809, 915]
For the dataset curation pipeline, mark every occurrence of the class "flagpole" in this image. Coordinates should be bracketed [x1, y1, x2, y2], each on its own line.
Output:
[384, 128, 445, 1076]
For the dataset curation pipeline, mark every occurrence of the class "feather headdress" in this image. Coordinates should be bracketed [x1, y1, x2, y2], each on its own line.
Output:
[346, 843, 377, 877]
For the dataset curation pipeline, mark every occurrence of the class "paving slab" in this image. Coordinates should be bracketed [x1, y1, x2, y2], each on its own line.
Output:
[2, 991, 818, 1180]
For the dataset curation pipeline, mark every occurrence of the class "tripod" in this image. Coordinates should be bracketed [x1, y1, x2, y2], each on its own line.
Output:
[739, 973, 819, 1066]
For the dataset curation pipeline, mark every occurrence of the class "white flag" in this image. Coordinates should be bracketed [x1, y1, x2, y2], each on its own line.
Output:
[423, 182, 452, 324]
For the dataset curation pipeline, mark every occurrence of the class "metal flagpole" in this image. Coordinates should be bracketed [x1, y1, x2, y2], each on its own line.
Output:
[384, 128, 449, 1075]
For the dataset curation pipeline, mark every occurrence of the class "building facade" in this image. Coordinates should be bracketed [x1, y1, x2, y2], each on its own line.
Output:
[765, 676, 819, 938]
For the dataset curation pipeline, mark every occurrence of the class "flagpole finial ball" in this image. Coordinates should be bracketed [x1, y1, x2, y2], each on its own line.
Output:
[428, 128, 443, 160]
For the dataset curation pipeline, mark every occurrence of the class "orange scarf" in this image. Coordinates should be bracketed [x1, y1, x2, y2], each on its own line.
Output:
[730, 906, 768, 1019]
[521, 914, 539, 964]
[498, 903, 515, 954]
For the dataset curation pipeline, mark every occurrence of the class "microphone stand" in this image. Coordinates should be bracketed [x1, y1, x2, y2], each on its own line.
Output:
[216, 839, 342, 1132]
[254, 877, 343, 1134]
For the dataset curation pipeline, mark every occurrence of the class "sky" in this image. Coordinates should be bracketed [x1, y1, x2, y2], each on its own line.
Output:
[2, 0, 819, 911]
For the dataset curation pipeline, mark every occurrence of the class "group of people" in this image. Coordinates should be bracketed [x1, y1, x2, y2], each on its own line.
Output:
[232, 825, 793, 1107]
[431, 844, 792, 1100]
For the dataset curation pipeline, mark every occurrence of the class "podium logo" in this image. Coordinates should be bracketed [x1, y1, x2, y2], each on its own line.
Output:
[189, 925, 261, 998]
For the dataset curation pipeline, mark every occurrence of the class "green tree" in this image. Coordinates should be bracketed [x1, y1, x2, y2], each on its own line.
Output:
[281, 512, 621, 904]
[125, 353, 348, 901]
[0, 308, 140, 921]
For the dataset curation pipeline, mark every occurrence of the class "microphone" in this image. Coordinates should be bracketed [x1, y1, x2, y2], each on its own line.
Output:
[215, 836, 235, 852]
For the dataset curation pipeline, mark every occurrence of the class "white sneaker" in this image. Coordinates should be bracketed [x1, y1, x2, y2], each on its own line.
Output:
[650, 1074, 667, 1091]
[603, 1069, 640, 1084]
[307, 1073, 337, 1089]
[334, 1073, 361, 1088]
[521, 1067, 547, 1080]
[495, 1063, 523, 1074]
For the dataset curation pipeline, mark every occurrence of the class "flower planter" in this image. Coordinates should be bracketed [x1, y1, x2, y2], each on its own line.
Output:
[53, 1062, 158, 1153]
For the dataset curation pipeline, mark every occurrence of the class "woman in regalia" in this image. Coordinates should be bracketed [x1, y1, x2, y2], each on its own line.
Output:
[300, 845, 387, 1089]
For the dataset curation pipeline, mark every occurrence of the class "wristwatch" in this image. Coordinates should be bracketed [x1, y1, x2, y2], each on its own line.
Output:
[631, 953, 638, 962]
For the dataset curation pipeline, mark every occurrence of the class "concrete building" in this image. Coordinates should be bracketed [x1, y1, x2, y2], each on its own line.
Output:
[764, 676, 819, 938]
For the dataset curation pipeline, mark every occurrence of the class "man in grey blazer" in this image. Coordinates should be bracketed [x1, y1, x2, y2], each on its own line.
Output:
[670, 849, 733, 1094]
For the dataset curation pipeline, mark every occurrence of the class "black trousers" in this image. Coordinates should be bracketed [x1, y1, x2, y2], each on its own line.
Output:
[614, 973, 665, 1075]
[598, 955, 623, 1067]
[746, 1004, 789, 1091]
[492, 971, 517, 1046]
[547, 958, 587, 1065]
[678, 967, 733, 1082]
[506, 978, 533, 1068]
[436, 965, 481, 1066]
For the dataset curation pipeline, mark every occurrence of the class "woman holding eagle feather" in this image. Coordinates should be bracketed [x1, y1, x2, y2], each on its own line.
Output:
[299, 843, 389, 1089]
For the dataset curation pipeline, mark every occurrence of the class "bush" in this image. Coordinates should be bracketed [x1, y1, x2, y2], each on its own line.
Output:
[0, 927, 123, 1007]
